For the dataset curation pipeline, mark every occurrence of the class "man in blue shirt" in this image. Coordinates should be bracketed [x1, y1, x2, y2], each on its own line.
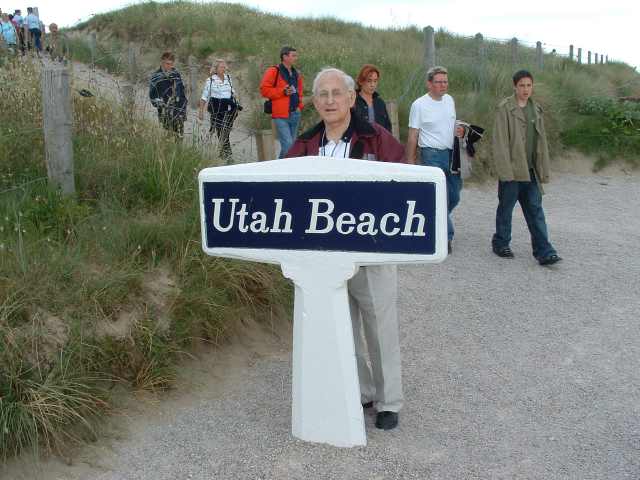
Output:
[25, 7, 41, 52]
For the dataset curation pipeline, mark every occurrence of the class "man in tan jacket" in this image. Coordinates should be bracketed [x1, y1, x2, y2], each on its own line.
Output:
[491, 70, 562, 266]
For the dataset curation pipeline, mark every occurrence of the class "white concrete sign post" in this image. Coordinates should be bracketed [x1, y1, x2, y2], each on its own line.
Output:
[198, 156, 447, 447]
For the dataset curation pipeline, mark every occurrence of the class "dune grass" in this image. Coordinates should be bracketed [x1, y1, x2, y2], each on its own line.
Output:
[0, 58, 291, 460]
[66, 1, 640, 170]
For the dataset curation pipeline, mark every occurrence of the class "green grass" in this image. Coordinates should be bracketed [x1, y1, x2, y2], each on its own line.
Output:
[0, 58, 291, 461]
[560, 97, 640, 168]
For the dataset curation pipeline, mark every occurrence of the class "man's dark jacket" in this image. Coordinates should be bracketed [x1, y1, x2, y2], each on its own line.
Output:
[148, 68, 187, 119]
[286, 112, 405, 162]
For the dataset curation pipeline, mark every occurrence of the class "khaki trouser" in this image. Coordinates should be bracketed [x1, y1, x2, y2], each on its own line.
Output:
[348, 265, 403, 412]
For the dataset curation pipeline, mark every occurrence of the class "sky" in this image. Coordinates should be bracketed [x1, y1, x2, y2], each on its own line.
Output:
[3, 0, 638, 68]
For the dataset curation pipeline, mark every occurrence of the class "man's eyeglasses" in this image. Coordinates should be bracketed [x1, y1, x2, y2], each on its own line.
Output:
[315, 89, 348, 102]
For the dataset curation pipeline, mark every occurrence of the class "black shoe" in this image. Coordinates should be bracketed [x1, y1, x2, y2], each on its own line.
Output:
[447, 240, 452, 254]
[375, 411, 398, 430]
[493, 246, 514, 258]
[362, 401, 374, 409]
[538, 254, 562, 266]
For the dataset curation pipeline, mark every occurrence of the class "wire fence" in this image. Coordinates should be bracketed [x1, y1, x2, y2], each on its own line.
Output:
[68, 53, 264, 165]
[3, 25, 639, 197]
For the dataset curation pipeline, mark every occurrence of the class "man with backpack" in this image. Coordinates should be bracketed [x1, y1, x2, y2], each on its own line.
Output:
[149, 51, 188, 138]
[260, 46, 304, 158]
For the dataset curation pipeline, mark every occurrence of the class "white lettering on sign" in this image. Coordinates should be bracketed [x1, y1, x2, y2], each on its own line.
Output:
[305, 199, 425, 237]
[211, 198, 293, 234]
[400, 201, 426, 237]
[306, 199, 334, 234]
[210, 198, 427, 237]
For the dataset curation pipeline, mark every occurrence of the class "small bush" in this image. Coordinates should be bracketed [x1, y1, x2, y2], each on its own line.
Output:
[561, 97, 640, 167]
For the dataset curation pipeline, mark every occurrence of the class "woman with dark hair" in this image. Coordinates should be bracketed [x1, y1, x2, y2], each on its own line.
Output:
[353, 64, 392, 132]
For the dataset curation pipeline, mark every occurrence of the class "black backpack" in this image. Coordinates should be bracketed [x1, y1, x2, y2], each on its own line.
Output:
[263, 66, 279, 114]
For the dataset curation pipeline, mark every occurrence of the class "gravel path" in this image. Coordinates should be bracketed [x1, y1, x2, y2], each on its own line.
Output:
[3, 170, 639, 480]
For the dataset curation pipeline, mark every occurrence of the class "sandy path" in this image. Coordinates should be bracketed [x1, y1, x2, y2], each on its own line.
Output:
[3, 167, 639, 480]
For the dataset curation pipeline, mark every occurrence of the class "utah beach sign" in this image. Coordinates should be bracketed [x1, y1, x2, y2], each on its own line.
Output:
[199, 156, 447, 447]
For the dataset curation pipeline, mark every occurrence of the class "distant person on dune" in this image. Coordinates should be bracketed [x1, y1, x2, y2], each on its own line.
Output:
[12, 9, 25, 54]
[198, 59, 242, 163]
[1, 12, 18, 54]
[260, 46, 304, 158]
[25, 7, 41, 53]
[149, 51, 188, 138]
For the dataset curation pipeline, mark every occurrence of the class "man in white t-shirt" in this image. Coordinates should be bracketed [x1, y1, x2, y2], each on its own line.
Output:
[406, 66, 464, 253]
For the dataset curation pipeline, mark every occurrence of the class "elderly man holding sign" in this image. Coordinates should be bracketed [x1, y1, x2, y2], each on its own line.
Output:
[287, 68, 405, 430]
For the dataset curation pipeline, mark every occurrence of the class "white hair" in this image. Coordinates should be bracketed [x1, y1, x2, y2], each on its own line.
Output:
[210, 59, 227, 75]
[312, 68, 356, 95]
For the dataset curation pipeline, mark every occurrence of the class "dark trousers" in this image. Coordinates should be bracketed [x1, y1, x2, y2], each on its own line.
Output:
[29, 28, 41, 51]
[158, 109, 184, 138]
[17, 30, 25, 54]
[492, 172, 556, 259]
[210, 110, 236, 162]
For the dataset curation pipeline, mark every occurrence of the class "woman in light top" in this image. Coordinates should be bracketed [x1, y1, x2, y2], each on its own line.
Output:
[353, 64, 392, 133]
[198, 59, 241, 162]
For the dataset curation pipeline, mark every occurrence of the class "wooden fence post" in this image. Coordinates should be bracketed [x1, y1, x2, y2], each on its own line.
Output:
[42, 66, 75, 195]
[510, 37, 518, 67]
[188, 55, 199, 109]
[606, 55, 609, 64]
[595, 53, 599, 64]
[475, 33, 486, 91]
[256, 129, 276, 161]
[600, 55, 604, 65]
[424, 26, 436, 70]
[588, 51, 592, 64]
[89, 32, 97, 67]
[577, 48, 582, 64]
[121, 82, 135, 113]
[127, 42, 137, 83]
[387, 100, 400, 140]
[569, 45, 574, 62]
[536, 41, 543, 70]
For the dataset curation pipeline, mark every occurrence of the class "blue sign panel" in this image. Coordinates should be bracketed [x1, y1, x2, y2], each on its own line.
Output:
[202, 181, 436, 254]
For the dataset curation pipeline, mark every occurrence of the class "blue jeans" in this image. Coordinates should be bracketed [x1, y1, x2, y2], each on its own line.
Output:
[274, 110, 301, 158]
[419, 147, 461, 241]
[29, 28, 42, 51]
[492, 173, 556, 259]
